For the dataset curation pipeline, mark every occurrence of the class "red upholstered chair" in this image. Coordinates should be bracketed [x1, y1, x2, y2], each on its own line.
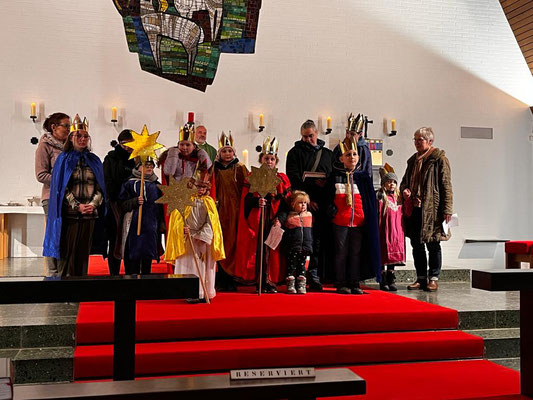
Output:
[505, 241, 533, 269]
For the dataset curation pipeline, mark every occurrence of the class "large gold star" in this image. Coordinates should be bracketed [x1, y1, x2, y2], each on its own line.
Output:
[156, 176, 196, 216]
[248, 164, 281, 198]
[124, 125, 165, 162]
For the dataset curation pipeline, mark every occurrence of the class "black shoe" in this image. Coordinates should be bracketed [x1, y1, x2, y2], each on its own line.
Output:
[309, 281, 323, 292]
[336, 287, 351, 294]
[261, 284, 278, 293]
[386, 270, 398, 292]
[379, 282, 390, 291]
[186, 298, 207, 304]
[351, 287, 364, 295]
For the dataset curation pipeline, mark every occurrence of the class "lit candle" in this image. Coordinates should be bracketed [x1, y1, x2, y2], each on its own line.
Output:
[242, 149, 249, 167]
[391, 119, 396, 131]
[111, 107, 117, 121]
[188, 112, 195, 124]
[30, 102, 36, 117]
[327, 116, 332, 130]
[259, 113, 264, 126]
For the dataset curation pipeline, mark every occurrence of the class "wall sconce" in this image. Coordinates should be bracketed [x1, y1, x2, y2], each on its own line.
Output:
[111, 107, 118, 124]
[325, 116, 332, 135]
[389, 119, 397, 137]
[30, 102, 37, 123]
[258, 113, 265, 132]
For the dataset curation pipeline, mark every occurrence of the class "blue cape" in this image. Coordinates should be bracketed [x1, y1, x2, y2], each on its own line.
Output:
[43, 150, 106, 259]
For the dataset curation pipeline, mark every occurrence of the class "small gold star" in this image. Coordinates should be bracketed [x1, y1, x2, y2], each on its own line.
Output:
[248, 164, 281, 198]
[156, 176, 196, 216]
[124, 125, 165, 162]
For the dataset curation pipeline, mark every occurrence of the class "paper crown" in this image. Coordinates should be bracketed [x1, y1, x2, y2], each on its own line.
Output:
[261, 136, 279, 155]
[339, 138, 358, 155]
[347, 113, 364, 133]
[70, 114, 89, 133]
[379, 163, 398, 184]
[179, 125, 195, 142]
[218, 131, 234, 149]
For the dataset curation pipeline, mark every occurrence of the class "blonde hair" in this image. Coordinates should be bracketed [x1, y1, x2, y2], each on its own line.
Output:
[377, 179, 399, 216]
[290, 190, 310, 209]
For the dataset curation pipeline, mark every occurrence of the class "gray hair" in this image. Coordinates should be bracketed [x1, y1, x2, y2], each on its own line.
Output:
[415, 127, 434, 143]
[300, 119, 317, 132]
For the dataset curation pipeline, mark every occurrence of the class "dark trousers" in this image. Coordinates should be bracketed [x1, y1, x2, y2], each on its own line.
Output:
[42, 200, 59, 277]
[106, 203, 122, 276]
[57, 218, 95, 277]
[308, 209, 329, 284]
[409, 207, 442, 279]
[333, 225, 362, 288]
[287, 251, 308, 277]
[124, 258, 152, 275]
[107, 232, 121, 276]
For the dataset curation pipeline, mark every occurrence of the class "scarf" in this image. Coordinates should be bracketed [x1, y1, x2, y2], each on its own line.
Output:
[409, 146, 435, 204]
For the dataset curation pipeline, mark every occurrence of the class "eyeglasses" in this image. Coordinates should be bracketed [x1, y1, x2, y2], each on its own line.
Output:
[74, 134, 90, 140]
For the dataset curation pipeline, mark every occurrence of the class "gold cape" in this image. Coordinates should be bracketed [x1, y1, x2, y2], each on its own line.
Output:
[163, 195, 225, 263]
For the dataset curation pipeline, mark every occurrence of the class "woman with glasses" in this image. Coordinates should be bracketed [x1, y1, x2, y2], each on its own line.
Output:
[400, 127, 453, 291]
[43, 115, 106, 277]
[35, 112, 70, 276]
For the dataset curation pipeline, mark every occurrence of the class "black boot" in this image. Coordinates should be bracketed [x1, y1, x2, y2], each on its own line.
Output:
[379, 270, 390, 291]
[387, 269, 397, 291]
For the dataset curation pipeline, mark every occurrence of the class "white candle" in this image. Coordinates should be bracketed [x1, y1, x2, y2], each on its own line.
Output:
[242, 149, 249, 168]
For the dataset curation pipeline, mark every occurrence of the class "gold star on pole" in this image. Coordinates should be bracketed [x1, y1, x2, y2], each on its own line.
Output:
[124, 125, 165, 163]
[156, 176, 196, 216]
[248, 164, 281, 198]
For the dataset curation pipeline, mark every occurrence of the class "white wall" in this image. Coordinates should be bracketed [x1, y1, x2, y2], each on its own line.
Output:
[1, 0, 532, 268]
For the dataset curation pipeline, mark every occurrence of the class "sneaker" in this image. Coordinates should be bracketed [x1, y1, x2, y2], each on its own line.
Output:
[296, 275, 307, 294]
[286, 276, 297, 294]
[336, 287, 351, 294]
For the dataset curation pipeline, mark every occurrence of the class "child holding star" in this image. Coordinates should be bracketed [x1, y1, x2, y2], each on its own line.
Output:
[163, 170, 225, 303]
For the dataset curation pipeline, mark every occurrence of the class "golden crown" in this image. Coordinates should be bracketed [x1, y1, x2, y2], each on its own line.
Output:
[70, 114, 89, 133]
[262, 136, 279, 155]
[339, 138, 358, 155]
[179, 125, 195, 142]
[218, 131, 234, 149]
[347, 113, 364, 133]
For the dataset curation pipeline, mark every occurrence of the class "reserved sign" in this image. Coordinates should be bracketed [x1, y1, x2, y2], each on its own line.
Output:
[230, 367, 316, 380]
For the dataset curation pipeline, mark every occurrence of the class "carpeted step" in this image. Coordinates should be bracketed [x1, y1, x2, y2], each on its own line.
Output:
[74, 330, 483, 379]
[76, 290, 459, 344]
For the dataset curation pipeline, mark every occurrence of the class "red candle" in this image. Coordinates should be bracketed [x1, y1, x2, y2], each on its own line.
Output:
[188, 112, 195, 124]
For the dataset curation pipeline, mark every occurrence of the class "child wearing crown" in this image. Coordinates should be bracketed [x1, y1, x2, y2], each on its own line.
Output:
[376, 165, 405, 291]
[235, 137, 291, 293]
[163, 171, 225, 303]
[119, 157, 165, 275]
[326, 138, 381, 294]
[162, 125, 212, 181]
[214, 132, 248, 291]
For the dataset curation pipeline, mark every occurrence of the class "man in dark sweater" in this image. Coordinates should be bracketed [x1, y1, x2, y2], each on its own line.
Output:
[286, 120, 333, 290]
[103, 129, 136, 275]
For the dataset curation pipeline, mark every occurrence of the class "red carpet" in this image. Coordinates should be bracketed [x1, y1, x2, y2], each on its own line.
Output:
[87, 255, 172, 275]
[76, 290, 459, 343]
[75, 257, 518, 400]
[74, 330, 482, 379]
[325, 360, 521, 399]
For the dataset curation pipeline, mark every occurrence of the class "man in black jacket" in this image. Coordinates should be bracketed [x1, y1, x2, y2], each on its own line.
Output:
[286, 120, 333, 290]
[103, 129, 136, 275]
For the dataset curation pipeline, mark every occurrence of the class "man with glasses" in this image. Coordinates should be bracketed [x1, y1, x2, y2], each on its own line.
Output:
[286, 120, 334, 291]
[103, 130, 136, 275]
[400, 127, 453, 291]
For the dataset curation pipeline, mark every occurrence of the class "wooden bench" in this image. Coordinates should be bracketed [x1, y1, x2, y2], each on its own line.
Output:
[472, 269, 533, 396]
[505, 240, 533, 269]
[14, 368, 365, 400]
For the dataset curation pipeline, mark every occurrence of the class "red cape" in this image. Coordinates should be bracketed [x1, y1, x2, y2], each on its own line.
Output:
[234, 172, 291, 285]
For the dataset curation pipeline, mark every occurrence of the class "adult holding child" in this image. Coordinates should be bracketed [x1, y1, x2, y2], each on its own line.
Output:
[400, 127, 453, 292]
[35, 112, 70, 276]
